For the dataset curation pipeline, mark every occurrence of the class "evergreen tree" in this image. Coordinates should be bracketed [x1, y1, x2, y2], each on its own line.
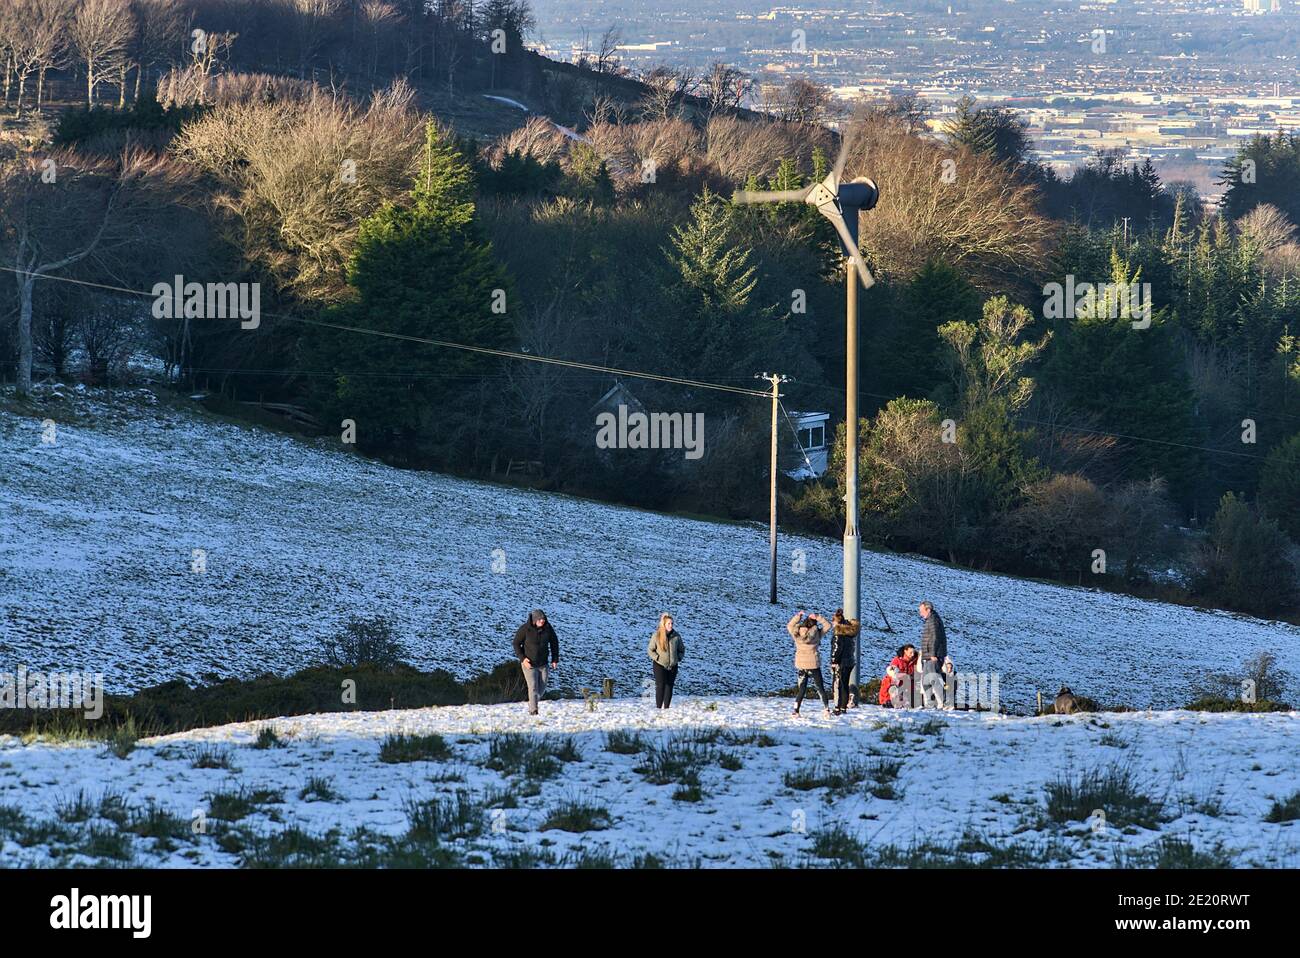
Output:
[937, 295, 1050, 524]
[943, 95, 1032, 168]
[304, 123, 512, 451]
[1220, 132, 1300, 226]
[662, 186, 773, 386]
[1043, 245, 1200, 506]
[880, 259, 982, 400]
[1258, 432, 1300, 540]
[1194, 492, 1297, 617]
[567, 143, 616, 205]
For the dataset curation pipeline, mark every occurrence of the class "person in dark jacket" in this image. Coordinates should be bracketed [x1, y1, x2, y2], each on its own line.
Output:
[647, 613, 686, 709]
[918, 601, 948, 708]
[513, 609, 560, 715]
[829, 609, 860, 714]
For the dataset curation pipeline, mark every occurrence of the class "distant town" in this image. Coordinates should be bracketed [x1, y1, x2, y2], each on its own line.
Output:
[529, 0, 1300, 200]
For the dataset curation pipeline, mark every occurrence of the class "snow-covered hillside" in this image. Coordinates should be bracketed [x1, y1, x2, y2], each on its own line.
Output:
[1, 386, 1296, 711]
[2, 699, 1297, 868]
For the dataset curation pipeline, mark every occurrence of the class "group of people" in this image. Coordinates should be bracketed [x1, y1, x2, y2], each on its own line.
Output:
[509, 601, 950, 717]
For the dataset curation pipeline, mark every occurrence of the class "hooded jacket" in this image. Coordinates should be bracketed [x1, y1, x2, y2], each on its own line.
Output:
[788, 615, 828, 670]
[830, 618, 860, 666]
[513, 616, 559, 665]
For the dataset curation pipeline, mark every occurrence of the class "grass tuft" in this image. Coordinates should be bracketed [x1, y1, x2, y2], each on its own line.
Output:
[1044, 763, 1166, 830]
[540, 799, 612, 832]
[379, 732, 451, 764]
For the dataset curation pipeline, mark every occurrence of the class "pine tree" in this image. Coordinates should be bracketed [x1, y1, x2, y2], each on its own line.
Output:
[1258, 432, 1300, 540]
[880, 259, 981, 400]
[662, 186, 771, 384]
[1042, 249, 1200, 505]
[304, 123, 512, 451]
[1195, 492, 1297, 616]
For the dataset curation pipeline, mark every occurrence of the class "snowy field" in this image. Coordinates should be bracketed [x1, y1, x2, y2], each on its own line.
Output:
[1, 698, 1297, 868]
[1, 386, 1298, 712]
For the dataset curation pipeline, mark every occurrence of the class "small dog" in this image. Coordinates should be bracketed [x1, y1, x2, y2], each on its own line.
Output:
[1054, 686, 1078, 715]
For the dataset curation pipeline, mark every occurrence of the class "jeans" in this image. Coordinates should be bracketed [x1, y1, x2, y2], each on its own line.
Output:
[521, 664, 549, 714]
[653, 663, 678, 708]
[794, 668, 829, 710]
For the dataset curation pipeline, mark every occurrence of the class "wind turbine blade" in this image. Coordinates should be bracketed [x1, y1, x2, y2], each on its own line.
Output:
[732, 187, 813, 204]
[832, 127, 858, 185]
[826, 209, 876, 289]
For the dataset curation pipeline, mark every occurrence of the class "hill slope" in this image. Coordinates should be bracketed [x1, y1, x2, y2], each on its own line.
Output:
[1, 386, 1296, 710]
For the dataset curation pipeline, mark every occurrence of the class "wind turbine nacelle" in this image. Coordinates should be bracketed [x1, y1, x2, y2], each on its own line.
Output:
[838, 178, 879, 212]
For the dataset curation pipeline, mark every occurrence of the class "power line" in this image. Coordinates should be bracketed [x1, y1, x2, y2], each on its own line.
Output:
[0, 265, 771, 399]
[1, 264, 1289, 460]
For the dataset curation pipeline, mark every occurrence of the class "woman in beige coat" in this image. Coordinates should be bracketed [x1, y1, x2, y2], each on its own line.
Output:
[787, 610, 832, 717]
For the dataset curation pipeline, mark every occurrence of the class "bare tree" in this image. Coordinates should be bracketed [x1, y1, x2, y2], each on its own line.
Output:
[156, 25, 235, 106]
[774, 76, 829, 125]
[70, 0, 136, 107]
[701, 61, 751, 118]
[1239, 202, 1298, 257]
[171, 80, 425, 302]
[487, 114, 568, 167]
[595, 24, 620, 75]
[638, 64, 697, 122]
[359, 0, 398, 78]
[0, 10, 15, 111]
[280, 0, 342, 79]
[5, 0, 71, 117]
[433, 0, 467, 94]
[79, 294, 139, 383]
[583, 92, 626, 128]
[127, 0, 186, 103]
[843, 113, 1054, 288]
[703, 115, 834, 183]
[34, 0, 76, 113]
[0, 148, 203, 396]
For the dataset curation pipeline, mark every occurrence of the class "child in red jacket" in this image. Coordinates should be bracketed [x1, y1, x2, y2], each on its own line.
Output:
[878, 644, 918, 708]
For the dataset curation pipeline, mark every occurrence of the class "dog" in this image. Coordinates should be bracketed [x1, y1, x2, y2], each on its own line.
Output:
[1054, 686, 1078, 715]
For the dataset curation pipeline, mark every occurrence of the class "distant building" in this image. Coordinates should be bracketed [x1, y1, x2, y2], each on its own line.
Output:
[786, 411, 830, 480]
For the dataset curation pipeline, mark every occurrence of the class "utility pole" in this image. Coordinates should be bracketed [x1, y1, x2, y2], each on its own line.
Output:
[757, 372, 789, 604]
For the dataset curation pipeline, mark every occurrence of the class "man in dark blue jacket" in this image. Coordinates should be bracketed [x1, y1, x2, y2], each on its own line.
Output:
[513, 609, 560, 715]
[918, 601, 948, 708]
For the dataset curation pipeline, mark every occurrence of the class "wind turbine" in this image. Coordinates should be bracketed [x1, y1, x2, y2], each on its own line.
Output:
[732, 132, 879, 287]
[733, 127, 879, 703]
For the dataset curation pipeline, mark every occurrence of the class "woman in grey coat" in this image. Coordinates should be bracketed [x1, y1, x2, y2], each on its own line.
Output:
[648, 613, 686, 709]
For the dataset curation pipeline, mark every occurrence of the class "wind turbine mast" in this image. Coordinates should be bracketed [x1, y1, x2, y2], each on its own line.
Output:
[734, 127, 879, 701]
